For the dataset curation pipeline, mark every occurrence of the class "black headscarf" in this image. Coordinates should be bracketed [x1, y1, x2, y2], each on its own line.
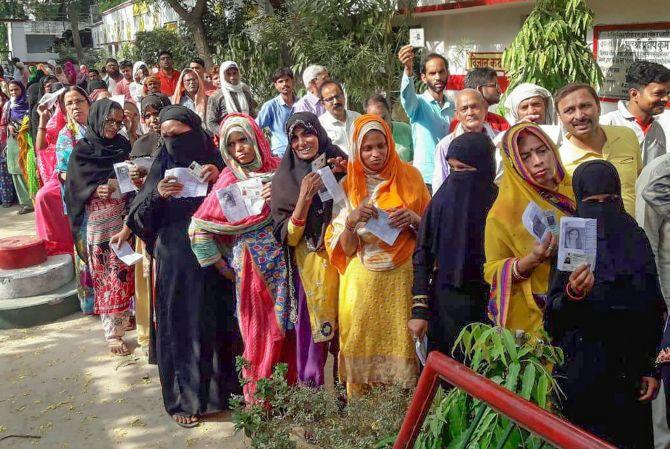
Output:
[573, 160, 656, 283]
[127, 105, 223, 254]
[271, 111, 348, 251]
[86, 79, 108, 94]
[415, 132, 498, 288]
[28, 75, 59, 141]
[130, 94, 172, 158]
[65, 98, 131, 247]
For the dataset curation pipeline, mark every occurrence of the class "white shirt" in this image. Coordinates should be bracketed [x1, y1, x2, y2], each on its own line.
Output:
[600, 100, 666, 166]
[431, 122, 498, 193]
[318, 110, 361, 155]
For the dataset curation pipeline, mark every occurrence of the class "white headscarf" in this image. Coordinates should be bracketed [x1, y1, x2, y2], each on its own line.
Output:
[130, 61, 148, 103]
[503, 83, 555, 125]
[218, 61, 249, 114]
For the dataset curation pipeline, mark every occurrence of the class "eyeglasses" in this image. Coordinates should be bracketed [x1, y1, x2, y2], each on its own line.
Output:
[323, 93, 344, 104]
[104, 118, 125, 129]
[65, 99, 87, 108]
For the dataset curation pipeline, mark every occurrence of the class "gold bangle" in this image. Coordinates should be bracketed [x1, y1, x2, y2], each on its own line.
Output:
[512, 258, 529, 281]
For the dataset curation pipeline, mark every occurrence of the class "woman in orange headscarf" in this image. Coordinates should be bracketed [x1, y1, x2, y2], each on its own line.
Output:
[325, 114, 430, 396]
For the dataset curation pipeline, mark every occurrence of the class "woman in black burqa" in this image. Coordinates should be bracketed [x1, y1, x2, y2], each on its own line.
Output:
[126, 105, 241, 427]
[545, 160, 666, 449]
[408, 132, 497, 356]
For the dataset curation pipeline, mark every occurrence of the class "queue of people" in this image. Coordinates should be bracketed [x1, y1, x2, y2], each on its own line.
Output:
[3, 50, 670, 448]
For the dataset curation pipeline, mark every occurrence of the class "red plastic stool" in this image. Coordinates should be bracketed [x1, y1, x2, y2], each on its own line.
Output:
[0, 236, 47, 270]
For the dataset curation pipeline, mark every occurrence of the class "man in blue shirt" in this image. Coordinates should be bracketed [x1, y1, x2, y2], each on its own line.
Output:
[398, 44, 454, 190]
[256, 67, 297, 156]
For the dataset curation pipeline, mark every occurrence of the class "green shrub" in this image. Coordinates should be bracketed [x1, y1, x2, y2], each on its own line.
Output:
[415, 323, 564, 449]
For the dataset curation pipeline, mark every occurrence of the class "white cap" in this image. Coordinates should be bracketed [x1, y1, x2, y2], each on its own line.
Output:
[302, 64, 326, 89]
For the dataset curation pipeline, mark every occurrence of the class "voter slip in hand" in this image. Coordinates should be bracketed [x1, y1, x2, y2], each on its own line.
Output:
[522, 201, 558, 241]
[557, 217, 597, 272]
[164, 167, 208, 198]
[363, 209, 401, 246]
[111, 241, 143, 266]
[317, 167, 346, 204]
[113, 162, 138, 194]
[216, 177, 265, 222]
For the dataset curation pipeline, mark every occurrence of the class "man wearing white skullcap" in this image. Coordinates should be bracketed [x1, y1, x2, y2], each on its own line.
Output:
[294, 64, 329, 116]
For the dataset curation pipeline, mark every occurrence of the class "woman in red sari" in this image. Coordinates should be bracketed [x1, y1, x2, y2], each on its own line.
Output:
[190, 113, 293, 401]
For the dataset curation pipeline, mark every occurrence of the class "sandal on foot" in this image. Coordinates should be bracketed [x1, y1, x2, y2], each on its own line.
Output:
[172, 413, 199, 428]
[108, 338, 131, 356]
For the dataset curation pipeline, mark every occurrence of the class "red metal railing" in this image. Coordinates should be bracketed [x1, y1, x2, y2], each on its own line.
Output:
[394, 351, 618, 449]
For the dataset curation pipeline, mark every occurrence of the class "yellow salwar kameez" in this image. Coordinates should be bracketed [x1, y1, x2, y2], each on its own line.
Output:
[326, 115, 430, 396]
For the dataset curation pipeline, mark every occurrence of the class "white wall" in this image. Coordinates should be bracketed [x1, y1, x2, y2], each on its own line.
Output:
[413, 0, 670, 115]
[6, 22, 62, 63]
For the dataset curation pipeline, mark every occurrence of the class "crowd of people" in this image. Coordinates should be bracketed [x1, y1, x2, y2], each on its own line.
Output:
[2, 47, 670, 447]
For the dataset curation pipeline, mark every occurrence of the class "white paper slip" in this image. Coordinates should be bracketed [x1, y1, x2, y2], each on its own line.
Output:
[237, 177, 265, 215]
[38, 87, 66, 108]
[111, 241, 143, 266]
[113, 162, 138, 193]
[409, 28, 425, 48]
[131, 157, 154, 172]
[557, 217, 597, 272]
[317, 167, 346, 204]
[311, 153, 327, 172]
[415, 334, 428, 366]
[363, 209, 401, 246]
[217, 184, 250, 222]
[164, 167, 208, 198]
[522, 201, 550, 241]
[189, 161, 206, 182]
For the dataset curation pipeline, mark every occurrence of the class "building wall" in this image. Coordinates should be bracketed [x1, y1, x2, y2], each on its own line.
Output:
[413, 0, 670, 116]
[91, 0, 186, 56]
[6, 21, 67, 63]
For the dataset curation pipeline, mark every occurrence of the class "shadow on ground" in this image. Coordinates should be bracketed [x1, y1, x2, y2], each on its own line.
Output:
[0, 313, 245, 449]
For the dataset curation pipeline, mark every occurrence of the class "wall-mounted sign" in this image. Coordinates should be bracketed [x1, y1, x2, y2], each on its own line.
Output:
[467, 52, 504, 72]
[593, 22, 670, 102]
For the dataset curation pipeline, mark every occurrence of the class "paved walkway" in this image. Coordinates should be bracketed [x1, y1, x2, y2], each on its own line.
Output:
[0, 207, 245, 448]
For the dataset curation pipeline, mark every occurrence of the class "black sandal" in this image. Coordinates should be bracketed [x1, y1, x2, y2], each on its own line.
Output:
[172, 413, 199, 428]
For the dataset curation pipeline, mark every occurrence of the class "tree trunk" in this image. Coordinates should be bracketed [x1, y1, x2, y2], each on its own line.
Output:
[189, 20, 212, 67]
[66, 0, 85, 62]
[163, 0, 212, 67]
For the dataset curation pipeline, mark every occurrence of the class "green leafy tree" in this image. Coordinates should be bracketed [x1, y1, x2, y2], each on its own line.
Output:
[502, 0, 603, 94]
[128, 27, 197, 70]
[218, 0, 415, 108]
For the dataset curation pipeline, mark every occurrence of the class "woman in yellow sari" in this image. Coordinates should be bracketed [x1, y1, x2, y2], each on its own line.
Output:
[484, 122, 575, 333]
[326, 114, 430, 396]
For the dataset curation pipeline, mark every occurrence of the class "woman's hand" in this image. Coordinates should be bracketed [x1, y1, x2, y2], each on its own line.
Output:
[214, 259, 235, 281]
[299, 172, 323, 201]
[109, 224, 132, 248]
[37, 104, 52, 124]
[8, 124, 17, 136]
[261, 182, 272, 204]
[347, 203, 378, 228]
[407, 319, 428, 339]
[568, 263, 594, 297]
[200, 164, 220, 184]
[639, 376, 660, 402]
[96, 183, 116, 200]
[157, 176, 183, 198]
[128, 163, 147, 182]
[327, 156, 347, 174]
[517, 233, 558, 278]
[388, 207, 420, 230]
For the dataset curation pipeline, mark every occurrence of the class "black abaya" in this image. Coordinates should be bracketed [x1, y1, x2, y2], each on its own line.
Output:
[126, 106, 240, 417]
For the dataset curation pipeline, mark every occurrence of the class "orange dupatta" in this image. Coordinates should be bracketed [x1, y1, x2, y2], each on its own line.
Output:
[326, 114, 430, 273]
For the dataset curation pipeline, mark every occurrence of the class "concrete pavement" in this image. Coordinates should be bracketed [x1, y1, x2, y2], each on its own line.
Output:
[0, 206, 245, 448]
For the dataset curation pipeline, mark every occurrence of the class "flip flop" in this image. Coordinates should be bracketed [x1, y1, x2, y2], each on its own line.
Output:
[172, 413, 199, 428]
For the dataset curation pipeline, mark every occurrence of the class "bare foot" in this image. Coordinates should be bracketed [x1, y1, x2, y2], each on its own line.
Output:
[173, 413, 199, 428]
[108, 339, 131, 356]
